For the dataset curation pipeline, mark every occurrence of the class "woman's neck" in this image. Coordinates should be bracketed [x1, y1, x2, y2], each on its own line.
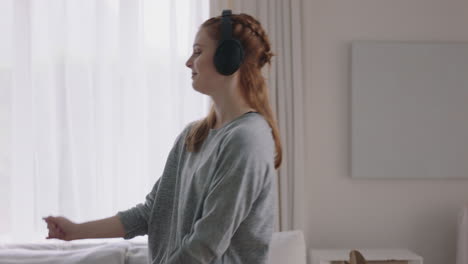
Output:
[210, 81, 256, 129]
[212, 106, 256, 130]
[213, 94, 256, 129]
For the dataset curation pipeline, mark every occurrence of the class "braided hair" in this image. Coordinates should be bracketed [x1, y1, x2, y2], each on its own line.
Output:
[230, 14, 274, 68]
[185, 13, 283, 170]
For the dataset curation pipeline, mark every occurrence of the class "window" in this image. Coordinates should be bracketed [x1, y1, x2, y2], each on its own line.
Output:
[0, 0, 209, 243]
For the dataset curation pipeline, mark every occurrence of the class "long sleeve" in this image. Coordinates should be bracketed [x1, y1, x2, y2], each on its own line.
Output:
[116, 178, 161, 239]
[116, 127, 185, 240]
[165, 127, 275, 264]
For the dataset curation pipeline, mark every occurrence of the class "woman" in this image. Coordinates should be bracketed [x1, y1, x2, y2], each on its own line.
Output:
[43, 10, 282, 264]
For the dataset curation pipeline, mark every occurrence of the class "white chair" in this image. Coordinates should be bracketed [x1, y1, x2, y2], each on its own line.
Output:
[268, 230, 307, 264]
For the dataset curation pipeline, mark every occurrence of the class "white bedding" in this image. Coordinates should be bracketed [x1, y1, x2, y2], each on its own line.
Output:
[0, 230, 306, 264]
[0, 241, 131, 264]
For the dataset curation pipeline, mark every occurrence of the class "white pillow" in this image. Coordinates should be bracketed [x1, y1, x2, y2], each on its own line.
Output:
[268, 230, 307, 264]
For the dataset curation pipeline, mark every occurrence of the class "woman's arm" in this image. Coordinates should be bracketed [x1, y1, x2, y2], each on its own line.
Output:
[75, 215, 126, 239]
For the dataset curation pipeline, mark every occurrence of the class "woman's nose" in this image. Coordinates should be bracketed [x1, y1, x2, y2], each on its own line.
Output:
[185, 58, 192, 68]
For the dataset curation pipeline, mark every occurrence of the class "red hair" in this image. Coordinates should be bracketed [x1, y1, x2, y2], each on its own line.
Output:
[185, 13, 283, 169]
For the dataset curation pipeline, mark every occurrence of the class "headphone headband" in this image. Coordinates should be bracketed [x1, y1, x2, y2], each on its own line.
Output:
[221, 10, 233, 41]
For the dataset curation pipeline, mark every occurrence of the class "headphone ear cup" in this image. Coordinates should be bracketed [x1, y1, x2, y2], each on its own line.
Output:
[214, 39, 244, 75]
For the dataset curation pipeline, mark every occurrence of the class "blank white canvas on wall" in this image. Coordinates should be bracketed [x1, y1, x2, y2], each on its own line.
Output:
[351, 41, 468, 179]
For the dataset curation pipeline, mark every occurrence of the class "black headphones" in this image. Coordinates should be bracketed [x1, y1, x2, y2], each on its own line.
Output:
[214, 10, 245, 76]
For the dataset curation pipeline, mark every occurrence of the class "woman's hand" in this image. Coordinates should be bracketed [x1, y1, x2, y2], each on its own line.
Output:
[42, 216, 79, 241]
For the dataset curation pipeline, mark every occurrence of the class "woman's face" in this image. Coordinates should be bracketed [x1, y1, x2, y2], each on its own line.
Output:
[185, 28, 224, 95]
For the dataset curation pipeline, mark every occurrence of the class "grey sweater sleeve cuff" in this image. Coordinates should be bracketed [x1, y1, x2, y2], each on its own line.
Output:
[116, 207, 148, 240]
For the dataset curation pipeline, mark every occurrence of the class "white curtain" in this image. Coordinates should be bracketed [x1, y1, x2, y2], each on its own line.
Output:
[210, 0, 306, 232]
[0, 0, 209, 243]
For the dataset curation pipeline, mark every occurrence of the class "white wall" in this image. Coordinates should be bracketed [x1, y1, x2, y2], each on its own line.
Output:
[301, 1, 468, 264]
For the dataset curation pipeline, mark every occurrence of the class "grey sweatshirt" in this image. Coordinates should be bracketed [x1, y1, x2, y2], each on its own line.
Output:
[117, 112, 277, 264]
